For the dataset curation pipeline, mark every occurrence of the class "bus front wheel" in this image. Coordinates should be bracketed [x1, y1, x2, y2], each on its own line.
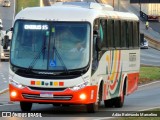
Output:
[86, 103, 98, 113]
[20, 102, 32, 111]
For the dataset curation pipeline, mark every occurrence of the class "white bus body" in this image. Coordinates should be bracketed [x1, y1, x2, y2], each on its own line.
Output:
[9, 2, 140, 112]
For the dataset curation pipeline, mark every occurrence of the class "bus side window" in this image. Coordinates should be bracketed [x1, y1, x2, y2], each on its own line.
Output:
[121, 21, 127, 48]
[92, 30, 98, 72]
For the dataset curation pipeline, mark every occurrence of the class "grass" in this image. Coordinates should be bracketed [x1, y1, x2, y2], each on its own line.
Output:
[16, 0, 40, 14]
[139, 66, 160, 84]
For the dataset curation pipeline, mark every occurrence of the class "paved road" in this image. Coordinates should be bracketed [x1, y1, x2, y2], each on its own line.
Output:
[0, 62, 9, 91]
[0, 0, 14, 92]
[141, 47, 160, 66]
[149, 22, 160, 34]
[0, 81, 160, 119]
[0, 0, 15, 30]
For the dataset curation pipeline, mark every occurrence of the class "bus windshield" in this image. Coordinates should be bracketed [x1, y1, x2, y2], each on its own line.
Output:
[11, 20, 90, 71]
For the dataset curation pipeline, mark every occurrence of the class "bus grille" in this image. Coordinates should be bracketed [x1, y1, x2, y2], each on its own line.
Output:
[28, 86, 67, 91]
[22, 94, 72, 100]
[4, 54, 9, 57]
[3, 50, 9, 52]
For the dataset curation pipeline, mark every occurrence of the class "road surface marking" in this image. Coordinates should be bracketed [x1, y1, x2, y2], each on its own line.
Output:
[0, 88, 9, 95]
[0, 103, 19, 107]
[139, 81, 160, 88]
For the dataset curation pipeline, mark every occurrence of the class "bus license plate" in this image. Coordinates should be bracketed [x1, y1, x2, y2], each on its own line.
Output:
[40, 92, 53, 98]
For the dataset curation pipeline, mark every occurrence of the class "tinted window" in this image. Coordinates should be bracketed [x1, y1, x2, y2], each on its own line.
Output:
[114, 20, 120, 48]
[133, 22, 139, 47]
[121, 21, 127, 48]
[127, 22, 133, 47]
[100, 19, 107, 48]
[107, 20, 114, 48]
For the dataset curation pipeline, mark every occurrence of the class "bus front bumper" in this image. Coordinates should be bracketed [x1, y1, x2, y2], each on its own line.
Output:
[9, 84, 98, 104]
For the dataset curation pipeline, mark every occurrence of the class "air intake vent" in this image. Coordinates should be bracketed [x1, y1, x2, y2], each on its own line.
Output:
[22, 94, 72, 100]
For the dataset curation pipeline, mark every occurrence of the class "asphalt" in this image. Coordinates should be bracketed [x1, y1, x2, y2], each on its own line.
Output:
[0, 0, 160, 96]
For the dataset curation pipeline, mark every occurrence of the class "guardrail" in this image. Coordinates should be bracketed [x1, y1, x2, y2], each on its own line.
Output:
[144, 34, 160, 51]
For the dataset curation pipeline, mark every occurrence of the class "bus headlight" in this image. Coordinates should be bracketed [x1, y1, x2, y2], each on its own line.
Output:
[70, 81, 89, 91]
[10, 80, 25, 89]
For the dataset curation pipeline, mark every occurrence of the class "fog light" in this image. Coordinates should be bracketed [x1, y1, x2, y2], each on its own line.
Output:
[1, 53, 4, 57]
[11, 91, 17, 97]
[80, 94, 86, 100]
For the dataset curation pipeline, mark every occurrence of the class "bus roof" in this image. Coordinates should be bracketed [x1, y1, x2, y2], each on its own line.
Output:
[15, 2, 139, 22]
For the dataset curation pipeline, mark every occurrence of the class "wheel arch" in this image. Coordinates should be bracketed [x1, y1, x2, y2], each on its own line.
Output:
[122, 73, 128, 96]
[97, 77, 104, 101]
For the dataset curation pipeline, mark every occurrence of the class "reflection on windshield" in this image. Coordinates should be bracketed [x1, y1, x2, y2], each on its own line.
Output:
[11, 20, 90, 71]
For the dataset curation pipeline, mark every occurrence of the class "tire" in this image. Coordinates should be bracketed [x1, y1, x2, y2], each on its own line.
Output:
[104, 99, 114, 108]
[62, 104, 70, 107]
[114, 91, 125, 108]
[86, 103, 98, 113]
[20, 102, 32, 111]
[86, 83, 103, 113]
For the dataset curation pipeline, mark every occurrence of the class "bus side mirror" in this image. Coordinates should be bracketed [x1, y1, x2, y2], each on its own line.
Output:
[96, 36, 101, 51]
[6, 27, 13, 34]
[3, 35, 9, 49]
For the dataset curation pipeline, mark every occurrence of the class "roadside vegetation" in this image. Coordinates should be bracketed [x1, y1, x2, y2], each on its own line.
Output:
[139, 66, 160, 84]
[16, 0, 40, 14]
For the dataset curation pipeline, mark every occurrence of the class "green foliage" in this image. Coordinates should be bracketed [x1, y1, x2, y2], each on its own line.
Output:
[16, 0, 40, 14]
[139, 67, 160, 84]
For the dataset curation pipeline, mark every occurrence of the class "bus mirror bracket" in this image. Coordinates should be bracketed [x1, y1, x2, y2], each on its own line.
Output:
[6, 27, 13, 34]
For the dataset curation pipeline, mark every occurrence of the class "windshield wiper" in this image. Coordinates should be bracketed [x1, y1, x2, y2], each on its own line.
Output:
[27, 46, 46, 72]
[52, 46, 69, 74]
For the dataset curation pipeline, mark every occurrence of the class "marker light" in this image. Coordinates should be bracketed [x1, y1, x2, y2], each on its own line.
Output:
[70, 81, 88, 91]
[10, 80, 25, 89]
[11, 91, 17, 97]
[80, 94, 86, 100]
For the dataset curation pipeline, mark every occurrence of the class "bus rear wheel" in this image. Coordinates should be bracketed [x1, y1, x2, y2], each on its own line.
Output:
[114, 91, 125, 108]
[104, 99, 114, 108]
[20, 102, 32, 111]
